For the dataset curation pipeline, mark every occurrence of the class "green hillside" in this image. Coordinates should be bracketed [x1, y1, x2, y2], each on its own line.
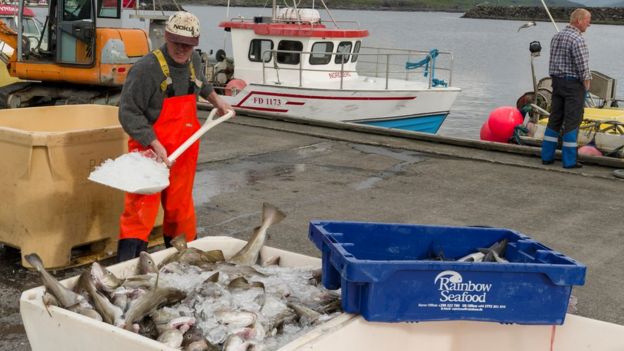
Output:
[187, 0, 584, 11]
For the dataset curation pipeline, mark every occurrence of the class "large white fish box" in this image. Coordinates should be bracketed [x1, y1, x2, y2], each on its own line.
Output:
[280, 313, 624, 351]
[19, 236, 320, 351]
[20, 236, 624, 351]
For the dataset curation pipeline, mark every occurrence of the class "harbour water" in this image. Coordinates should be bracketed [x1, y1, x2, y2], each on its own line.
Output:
[30, 5, 623, 139]
[185, 6, 624, 139]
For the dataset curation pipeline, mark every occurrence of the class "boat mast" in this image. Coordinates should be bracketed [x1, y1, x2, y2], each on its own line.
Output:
[539, 0, 559, 32]
[272, 0, 276, 21]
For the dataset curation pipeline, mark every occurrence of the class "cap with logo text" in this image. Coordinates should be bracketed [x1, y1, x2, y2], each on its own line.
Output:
[165, 11, 200, 46]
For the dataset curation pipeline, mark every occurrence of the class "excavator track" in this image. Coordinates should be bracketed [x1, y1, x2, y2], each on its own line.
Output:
[0, 82, 121, 108]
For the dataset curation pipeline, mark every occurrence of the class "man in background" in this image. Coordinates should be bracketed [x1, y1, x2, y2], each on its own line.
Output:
[541, 8, 591, 169]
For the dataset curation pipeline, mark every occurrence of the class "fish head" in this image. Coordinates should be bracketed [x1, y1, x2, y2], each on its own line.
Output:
[171, 235, 189, 251]
[138, 251, 158, 274]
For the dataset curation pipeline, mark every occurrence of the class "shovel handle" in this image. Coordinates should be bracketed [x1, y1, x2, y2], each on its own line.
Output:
[167, 109, 234, 163]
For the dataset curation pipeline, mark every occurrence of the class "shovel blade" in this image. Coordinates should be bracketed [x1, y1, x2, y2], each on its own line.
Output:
[88, 152, 170, 194]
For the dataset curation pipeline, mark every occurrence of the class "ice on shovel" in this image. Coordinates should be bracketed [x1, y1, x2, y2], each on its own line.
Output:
[88, 151, 170, 194]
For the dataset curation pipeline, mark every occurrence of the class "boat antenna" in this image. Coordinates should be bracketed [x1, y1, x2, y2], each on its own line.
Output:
[319, 0, 339, 28]
[539, 0, 559, 32]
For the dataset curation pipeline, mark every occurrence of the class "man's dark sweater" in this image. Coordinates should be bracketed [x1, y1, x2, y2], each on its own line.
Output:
[118, 44, 214, 147]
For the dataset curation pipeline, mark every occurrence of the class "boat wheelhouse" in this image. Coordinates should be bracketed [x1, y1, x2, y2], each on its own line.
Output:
[209, 5, 461, 134]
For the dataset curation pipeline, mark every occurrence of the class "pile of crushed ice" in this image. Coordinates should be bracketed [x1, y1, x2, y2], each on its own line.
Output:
[159, 263, 341, 349]
[88, 151, 170, 194]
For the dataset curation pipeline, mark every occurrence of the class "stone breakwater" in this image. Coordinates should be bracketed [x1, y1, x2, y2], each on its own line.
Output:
[463, 6, 624, 25]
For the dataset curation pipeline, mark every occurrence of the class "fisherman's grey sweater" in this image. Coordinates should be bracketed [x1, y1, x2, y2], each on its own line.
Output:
[119, 44, 214, 147]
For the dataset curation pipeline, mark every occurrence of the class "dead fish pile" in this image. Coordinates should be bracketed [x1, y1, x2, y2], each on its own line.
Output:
[26, 203, 342, 351]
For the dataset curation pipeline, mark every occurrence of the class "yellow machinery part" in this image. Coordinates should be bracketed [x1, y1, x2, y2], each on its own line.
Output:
[538, 107, 624, 135]
[9, 28, 149, 86]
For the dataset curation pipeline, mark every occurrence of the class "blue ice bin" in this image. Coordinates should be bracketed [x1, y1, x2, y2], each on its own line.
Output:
[309, 221, 586, 325]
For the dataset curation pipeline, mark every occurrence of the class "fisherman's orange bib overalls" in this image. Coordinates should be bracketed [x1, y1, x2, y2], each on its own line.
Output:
[119, 49, 203, 243]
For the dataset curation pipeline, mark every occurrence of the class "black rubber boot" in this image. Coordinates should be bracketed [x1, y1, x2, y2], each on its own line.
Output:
[164, 236, 173, 248]
[117, 238, 148, 263]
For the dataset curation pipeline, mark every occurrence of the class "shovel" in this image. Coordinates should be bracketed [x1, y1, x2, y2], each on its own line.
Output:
[89, 109, 234, 194]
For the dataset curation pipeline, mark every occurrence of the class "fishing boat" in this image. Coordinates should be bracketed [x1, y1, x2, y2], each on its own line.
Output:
[205, 1, 461, 134]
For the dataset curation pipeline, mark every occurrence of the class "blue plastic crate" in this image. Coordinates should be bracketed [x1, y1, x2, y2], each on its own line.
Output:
[309, 221, 586, 325]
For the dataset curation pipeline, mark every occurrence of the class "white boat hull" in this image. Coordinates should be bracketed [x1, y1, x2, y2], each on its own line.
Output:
[222, 84, 460, 134]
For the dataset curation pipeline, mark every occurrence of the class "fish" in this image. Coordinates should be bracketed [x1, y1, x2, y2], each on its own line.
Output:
[182, 327, 221, 351]
[517, 21, 536, 32]
[68, 305, 103, 321]
[77, 270, 124, 325]
[478, 238, 508, 262]
[309, 268, 322, 285]
[287, 301, 321, 326]
[159, 236, 225, 268]
[261, 255, 280, 267]
[138, 316, 159, 339]
[457, 251, 485, 263]
[227, 276, 265, 291]
[124, 287, 187, 330]
[121, 274, 157, 289]
[229, 203, 286, 265]
[138, 251, 158, 275]
[157, 329, 184, 348]
[215, 262, 267, 278]
[458, 239, 509, 263]
[25, 253, 85, 309]
[215, 310, 257, 328]
[223, 334, 252, 351]
[91, 261, 124, 293]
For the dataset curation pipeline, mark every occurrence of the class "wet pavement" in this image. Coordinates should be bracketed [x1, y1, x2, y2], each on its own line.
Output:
[2, 113, 624, 350]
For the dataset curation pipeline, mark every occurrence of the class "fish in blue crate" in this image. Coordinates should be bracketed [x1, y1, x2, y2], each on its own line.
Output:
[308, 221, 586, 325]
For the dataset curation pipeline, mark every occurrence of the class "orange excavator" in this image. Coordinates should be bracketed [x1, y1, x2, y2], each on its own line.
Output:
[0, 0, 168, 107]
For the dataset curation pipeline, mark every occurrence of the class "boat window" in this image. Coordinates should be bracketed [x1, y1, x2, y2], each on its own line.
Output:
[248, 39, 273, 63]
[335, 41, 352, 64]
[309, 42, 333, 65]
[277, 40, 303, 65]
[351, 41, 361, 63]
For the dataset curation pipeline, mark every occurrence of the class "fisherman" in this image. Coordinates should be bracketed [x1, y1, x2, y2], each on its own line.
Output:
[116, 11, 234, 262]
[541, 8, 591, 169]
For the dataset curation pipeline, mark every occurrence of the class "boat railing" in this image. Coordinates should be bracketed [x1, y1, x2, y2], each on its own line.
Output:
[260, 48, 454, 90]
[358, 46, 454, 88]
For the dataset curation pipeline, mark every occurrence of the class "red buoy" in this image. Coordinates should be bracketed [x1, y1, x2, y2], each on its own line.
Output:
[480, 122, 507, 143]
[487, 106, 524, 143]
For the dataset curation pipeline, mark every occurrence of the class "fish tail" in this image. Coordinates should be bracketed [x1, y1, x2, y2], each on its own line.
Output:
[262, 203, 286, 226]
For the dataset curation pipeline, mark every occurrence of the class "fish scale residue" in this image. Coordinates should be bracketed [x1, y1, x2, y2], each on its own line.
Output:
[158, 263, 341, 349]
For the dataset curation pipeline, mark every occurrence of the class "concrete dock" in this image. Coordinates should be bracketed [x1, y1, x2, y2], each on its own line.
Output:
[2, 112, 623, 350]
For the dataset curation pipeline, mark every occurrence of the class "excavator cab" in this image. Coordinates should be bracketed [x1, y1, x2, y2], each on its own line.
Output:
[0, 0, 150, 107]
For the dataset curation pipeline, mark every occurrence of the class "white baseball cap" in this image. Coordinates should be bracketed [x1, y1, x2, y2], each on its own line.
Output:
[165, 11, 200, 46]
